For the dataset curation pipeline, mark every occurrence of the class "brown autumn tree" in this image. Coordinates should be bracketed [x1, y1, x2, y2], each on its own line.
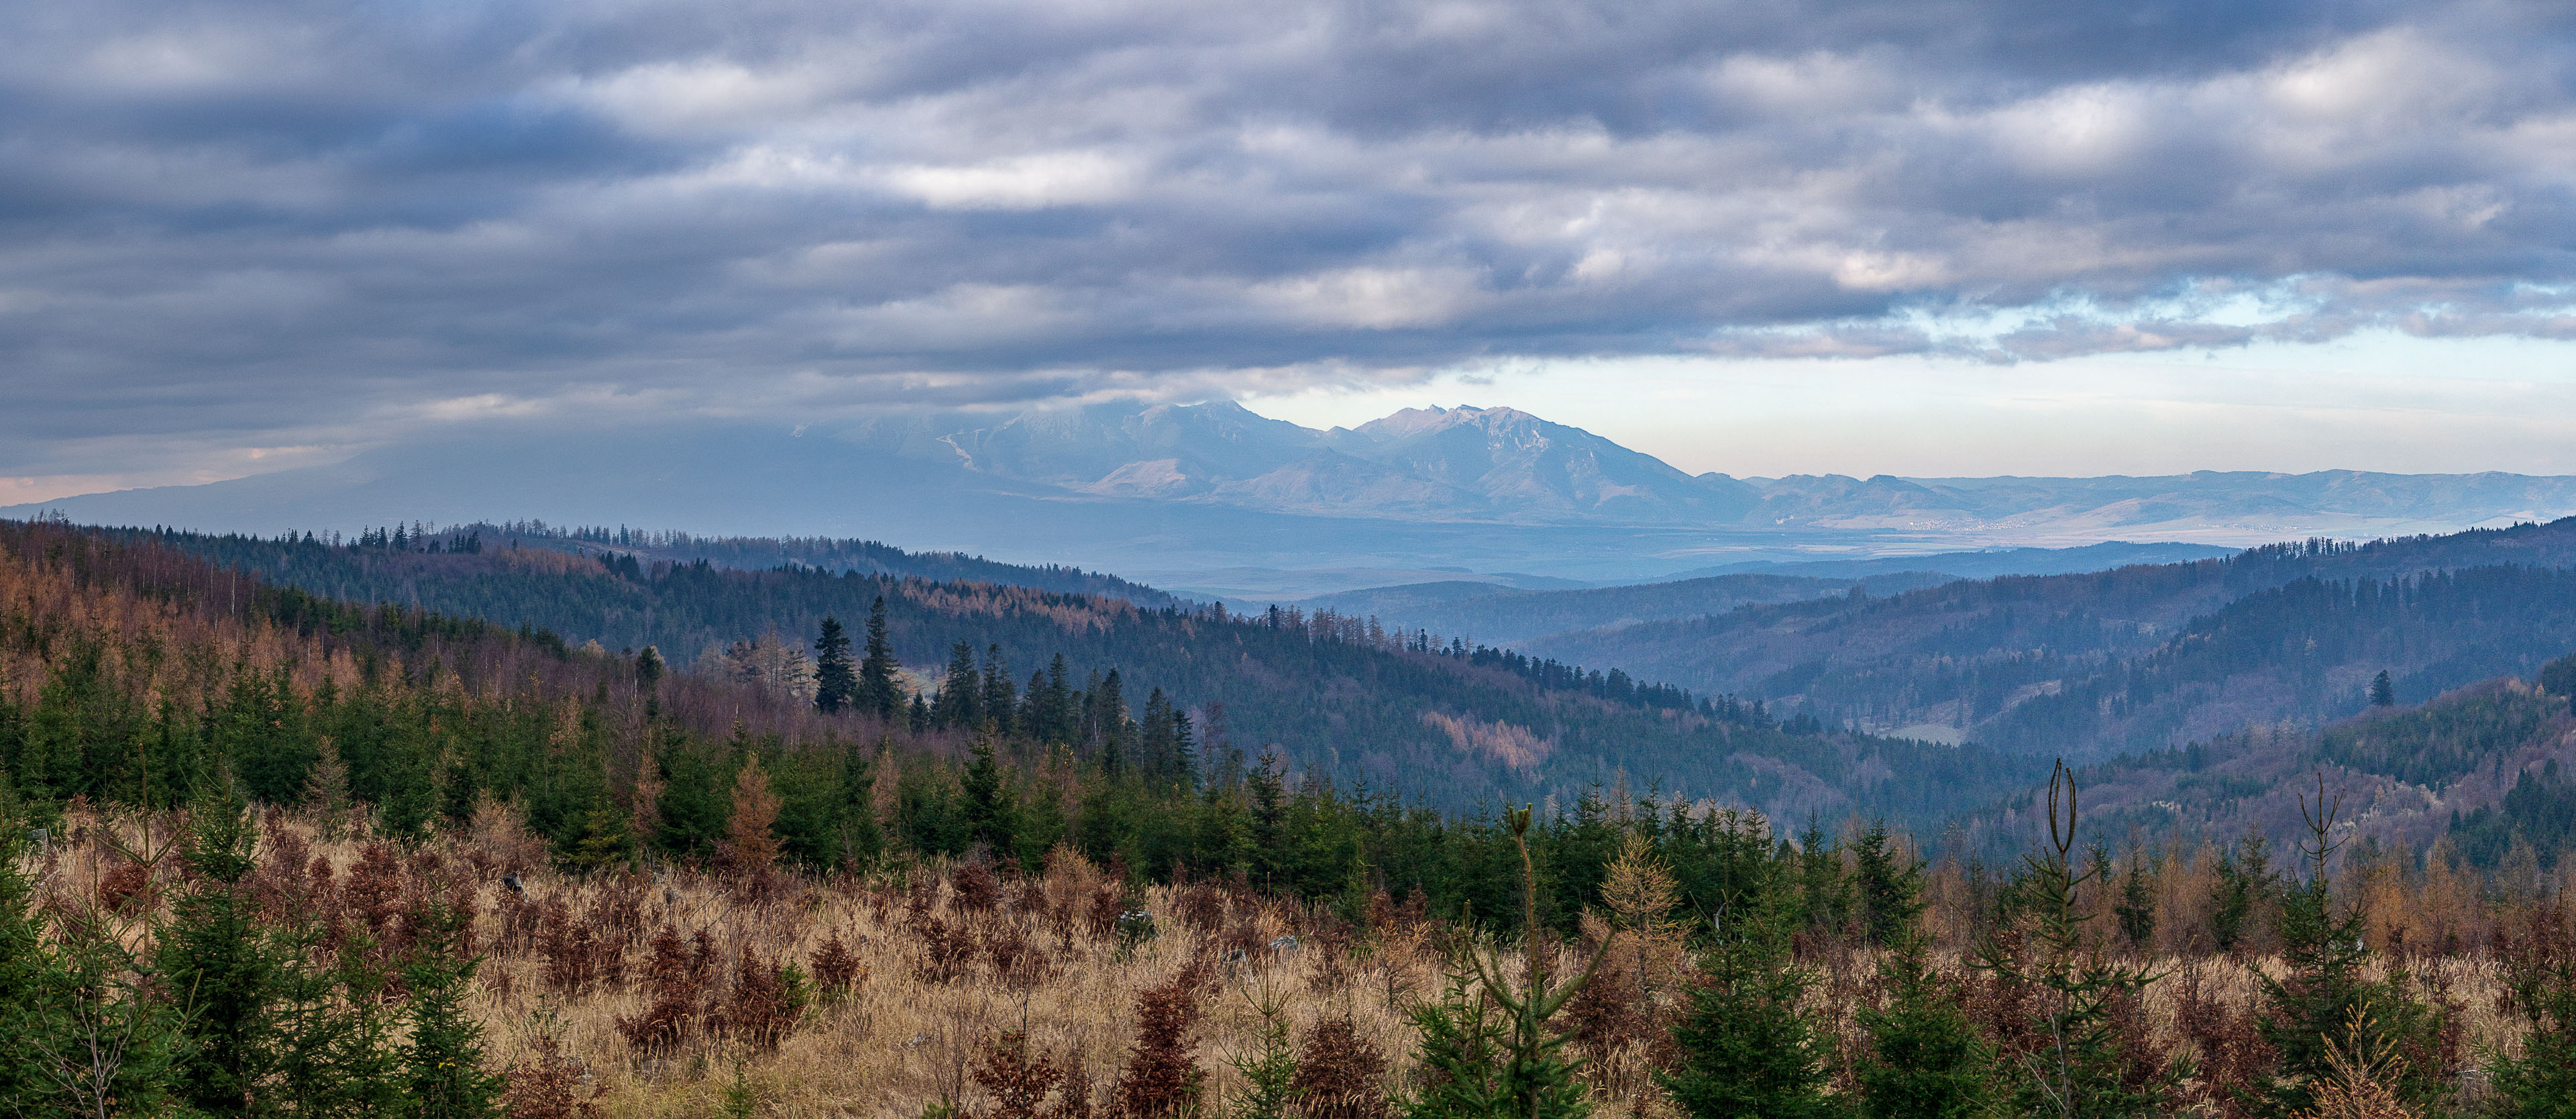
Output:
[724, 754, 783, 873]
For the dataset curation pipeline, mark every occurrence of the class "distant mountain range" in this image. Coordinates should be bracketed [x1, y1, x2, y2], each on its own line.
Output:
[13, 400, 2576, 582]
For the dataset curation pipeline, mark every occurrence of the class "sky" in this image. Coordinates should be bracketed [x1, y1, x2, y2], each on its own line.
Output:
[10, 0, 2576, 502]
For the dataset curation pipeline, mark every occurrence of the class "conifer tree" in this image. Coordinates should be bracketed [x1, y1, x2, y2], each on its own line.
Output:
[980, 645, 1016, 735]
[812, 615, 856, 714]
[303, 735, 354, 840]
[0, 796, 63, 1111]
[2211, 829, 2273, 952]
[856, 598, 902, 720]
[1795, 819, 1851, 939]
[2114, 856, 2157, 949]
[1170, 706, 1198, 789]
[637, 644, 665, 690]
[1248, 749, 1287, 886]
[1851, 819, 1922, 948]
[567, 801, 638, 873]
[159, 791, 283, 1111]
[1856, 934, 1996, 1119]
[2488, 907, 2576, 1118]
[655, 736, 732, 859]
[961, 735, 1014, 855]
[1226, 987, 1301, 1119]
[1095, 669, 1129, 773]
[1140, 688, 1198, 785]
[1405, 806, 1601, 1119]
[1973, 761, 2170, 1119]
[400, 902, 504, 1118]
[1661, 889, 1840, 1119]
[724, 755, 784, 873]
[2249, 776, 2443, 1116]
[1026, 654, 1075, 743]
[156, 787, 397, 1114]
[934, 642, 981, 729]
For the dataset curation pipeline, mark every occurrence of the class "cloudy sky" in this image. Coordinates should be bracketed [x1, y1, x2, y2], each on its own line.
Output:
[9, 0, 2576, 501]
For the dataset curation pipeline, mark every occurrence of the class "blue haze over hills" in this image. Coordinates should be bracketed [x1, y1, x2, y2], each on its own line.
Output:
[12, 400, 2575, 589]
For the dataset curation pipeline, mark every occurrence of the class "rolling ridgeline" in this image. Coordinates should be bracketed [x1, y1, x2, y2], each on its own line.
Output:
[1525, 517, 2576, 759]
[62, 513, 2576, 860]
[84, 519, 2018, 830]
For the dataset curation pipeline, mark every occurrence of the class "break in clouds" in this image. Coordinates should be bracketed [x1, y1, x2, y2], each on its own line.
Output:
[7, 0, 2576, 474]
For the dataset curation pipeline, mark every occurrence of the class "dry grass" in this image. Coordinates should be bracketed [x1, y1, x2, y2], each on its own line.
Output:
[15, 804, 2556, 1118]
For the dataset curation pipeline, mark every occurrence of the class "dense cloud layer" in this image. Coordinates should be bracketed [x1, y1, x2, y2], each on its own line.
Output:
[7, 0, 2576, 475]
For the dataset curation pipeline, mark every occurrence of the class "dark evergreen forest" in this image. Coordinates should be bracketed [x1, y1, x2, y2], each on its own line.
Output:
[1535, 519, 2576, 758]
[1, 520, 2024, 865]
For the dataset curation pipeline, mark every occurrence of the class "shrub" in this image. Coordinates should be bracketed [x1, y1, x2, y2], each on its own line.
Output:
[1291, 1017, 1389, 1119]
[1111, 963, 1212, 1118]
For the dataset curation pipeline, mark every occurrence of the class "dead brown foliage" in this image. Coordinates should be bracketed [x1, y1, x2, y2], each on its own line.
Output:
[969, 1030, 1089, 1119]
[1108, 963, 1212, 1118]
[1290, 1016, 1389, 1119]
[502, 1034, 604, 1119]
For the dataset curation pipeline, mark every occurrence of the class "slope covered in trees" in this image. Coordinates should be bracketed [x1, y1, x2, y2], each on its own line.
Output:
[1532, 518, 2576, 756]
[1951, 653, 2576, 873]
[1286, 570, 1953, 645]
[148, 519, 1182, 606]
[3, 519, 2024, 834]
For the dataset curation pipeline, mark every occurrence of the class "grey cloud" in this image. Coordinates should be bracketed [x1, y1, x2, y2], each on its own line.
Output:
[5, 0, 2576, 475]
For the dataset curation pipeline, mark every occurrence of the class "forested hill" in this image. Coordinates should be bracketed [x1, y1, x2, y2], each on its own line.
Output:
[144, 520, 1181, 608]
[21, 520, 2033, 826]
[1285, 570, 1954, 646]
[1955, 655, 2576, 872]
[1531, 517, 2576, 757]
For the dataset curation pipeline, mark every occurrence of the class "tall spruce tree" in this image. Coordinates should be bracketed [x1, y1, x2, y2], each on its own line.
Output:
[159, 792, 284, 1112]
[933, 643, 981, 729]
[1795, 819, 1852, 939]
[979, 645, 1016, 735]
[856, 598, 902, 720]
[1851, 819, 1923, 948]
[2211, 829, 2273, 953]
[1093, 669, 1129, 773]
[812, 616, 856, 714]
[961, 735, 1013, 855]
[2114, 855, 2157, 949]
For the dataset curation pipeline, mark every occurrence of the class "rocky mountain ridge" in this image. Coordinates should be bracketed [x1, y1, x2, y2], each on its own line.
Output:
[14, 399, 2576, 580]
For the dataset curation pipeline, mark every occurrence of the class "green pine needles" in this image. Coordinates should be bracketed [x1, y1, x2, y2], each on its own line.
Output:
[1660, 892, 1841, 1119]
[1856, 935, 2000, 1119]
[2489, 904, 2576, 1118]
[1405, 805, 1605, 1119]
[1973, 761, 2173, 1119]
[2247, 774, 2445, 1117]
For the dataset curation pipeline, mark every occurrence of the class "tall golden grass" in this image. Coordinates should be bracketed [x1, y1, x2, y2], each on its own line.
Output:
[17, 800, 2561, 1118]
